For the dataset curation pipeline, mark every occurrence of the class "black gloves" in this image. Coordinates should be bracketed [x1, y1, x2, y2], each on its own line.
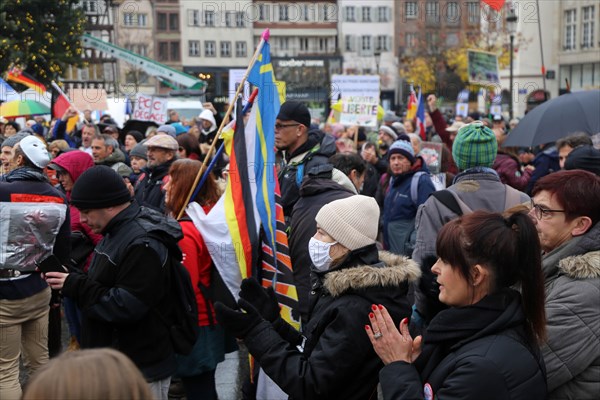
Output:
[214, 298, 263, 339]
[239, 277, 281, 322]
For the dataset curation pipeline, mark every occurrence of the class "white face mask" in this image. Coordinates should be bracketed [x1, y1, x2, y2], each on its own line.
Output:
[309, 237, 337, 272]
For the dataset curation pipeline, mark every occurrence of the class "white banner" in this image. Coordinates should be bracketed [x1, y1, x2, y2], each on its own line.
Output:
[132, 94, 168, 124]
[331, 75, 380, 127]
[228, 69, 250, 106]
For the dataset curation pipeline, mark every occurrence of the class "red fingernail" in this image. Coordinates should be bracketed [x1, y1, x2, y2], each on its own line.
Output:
[371, 304, 377, 311]
[365, 325, 370, 330]
[378, 304, 384, 310]
[402, 318, 408, 324]
[369, 312, 374, 319]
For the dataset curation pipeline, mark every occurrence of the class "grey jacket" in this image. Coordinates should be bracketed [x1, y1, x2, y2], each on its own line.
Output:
[541, 222, 600, 400]
[412, 169, 529, 323]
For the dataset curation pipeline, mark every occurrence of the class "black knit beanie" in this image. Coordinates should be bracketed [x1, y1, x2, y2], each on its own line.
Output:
[564, 145, 600, 176]
[70, 165, 132, 209]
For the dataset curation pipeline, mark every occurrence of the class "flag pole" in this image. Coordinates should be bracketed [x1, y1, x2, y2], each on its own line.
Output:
[51, 81, 80, 113]
[177, 28, 270, 220]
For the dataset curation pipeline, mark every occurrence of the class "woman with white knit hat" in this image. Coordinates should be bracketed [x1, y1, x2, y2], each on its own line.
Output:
[215, 195, 420, 400]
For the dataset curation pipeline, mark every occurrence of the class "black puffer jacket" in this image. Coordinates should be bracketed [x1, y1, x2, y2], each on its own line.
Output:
[278, 129, 336, 218]
[380, 289, 547, 400]
[133, 158, 175, 212]
[243, 247, 420, 400]
[63, 204, 182, 381]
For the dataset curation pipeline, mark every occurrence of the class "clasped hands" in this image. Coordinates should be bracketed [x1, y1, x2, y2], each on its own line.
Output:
[214, 277, 281, 339]
[366, 304, 422, 365]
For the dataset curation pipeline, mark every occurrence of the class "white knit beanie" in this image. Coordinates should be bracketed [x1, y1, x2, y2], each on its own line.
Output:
[315, 195, 379, 251]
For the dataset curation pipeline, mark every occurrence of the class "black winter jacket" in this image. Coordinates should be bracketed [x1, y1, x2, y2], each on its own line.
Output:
[288, 168, 356, 323]
[133, 158, 175, 212]
[278, 129, 336, 218]
[243, 248, 421, 400]
[380, 289, 547, 400]
[63, 203, 183, 381]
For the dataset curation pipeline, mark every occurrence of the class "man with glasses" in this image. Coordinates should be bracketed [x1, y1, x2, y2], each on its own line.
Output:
[529, 170, 600, 399]
[275, 101, 336, 218]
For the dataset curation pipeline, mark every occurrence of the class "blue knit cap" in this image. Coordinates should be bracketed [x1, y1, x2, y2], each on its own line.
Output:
[388, 139, 415, 164]
[452, 121, 498, 170]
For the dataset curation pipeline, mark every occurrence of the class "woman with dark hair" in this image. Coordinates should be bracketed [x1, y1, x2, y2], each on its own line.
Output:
[368, 210, 548, 400]
[176, 133, 202, 160]
[163, 159, 231, 400]
[529, 170, 600, 399]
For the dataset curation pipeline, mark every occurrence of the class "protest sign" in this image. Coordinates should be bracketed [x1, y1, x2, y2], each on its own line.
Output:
[331, 75, 380, 127]
[132, 94, 167, 124]
[467, 50, 500, 86]
[419, 141, 443, 174]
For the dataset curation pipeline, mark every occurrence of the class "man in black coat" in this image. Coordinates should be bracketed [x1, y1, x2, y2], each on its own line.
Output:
[45, 166, 181, 400]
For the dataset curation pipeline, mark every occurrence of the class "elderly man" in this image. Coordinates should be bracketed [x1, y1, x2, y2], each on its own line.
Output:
[529, 170, 600, 399]
[134, 134, 178, 212]
[276, 101, 336, 218]
[0, 136, 70, 399]
[45, 166, 181, 400]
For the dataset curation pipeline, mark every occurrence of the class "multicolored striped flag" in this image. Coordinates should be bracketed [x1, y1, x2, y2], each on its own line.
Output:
[406, 85, 418, 121]
[7, 67, 46, 94]
[416, 89, 426, 140]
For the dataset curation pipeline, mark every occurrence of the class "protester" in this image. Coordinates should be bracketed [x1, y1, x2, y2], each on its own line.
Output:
[426, 95, 460, 174]
[412, 122, 529, 329]
[48, 139, 70, 159]
[48, 151, 101, 350]
[134, 134, 178, 212]
[378, 138, 435, 257]
[368, 210, 547, 400]
[164, 159, 233, 400]
[215, 195, 420, 400]
[176, 133, 202, 160]
[492, 146, 533, 191]
[529, 170, 600, 398]
[564, 145, 600, 175]
[124, 130, 143, 154]
[51, 107, 81, 148]
[526, 143, 559, 195]
[556, 132, 593, 169]
[359, 141, 383, 197]
[3, 121, 20, 137]
[276, 101, 336, 218]
[78, 122, 98, 154]
[129, 142, 148, 185]
[288, 160, 362, 323]
[0, 131, 32, 176]
[44, 166, 181, 400]
[22, 348, 153, 400]
[0, 136, 70, 400]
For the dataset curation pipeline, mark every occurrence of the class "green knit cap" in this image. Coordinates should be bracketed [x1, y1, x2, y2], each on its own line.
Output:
[452, 121, 498, 170]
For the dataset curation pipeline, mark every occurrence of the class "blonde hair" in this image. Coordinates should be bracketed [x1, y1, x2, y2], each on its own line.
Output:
[22, 348, 152, 400]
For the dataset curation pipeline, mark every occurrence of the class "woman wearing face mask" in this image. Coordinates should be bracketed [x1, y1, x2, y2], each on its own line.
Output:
[215, 195, 420, 400]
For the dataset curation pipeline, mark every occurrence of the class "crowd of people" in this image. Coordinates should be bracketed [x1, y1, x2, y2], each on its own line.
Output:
[0, 97, 599, 400]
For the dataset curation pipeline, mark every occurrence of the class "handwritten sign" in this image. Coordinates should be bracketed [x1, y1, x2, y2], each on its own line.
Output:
[132, 94, 167, 124]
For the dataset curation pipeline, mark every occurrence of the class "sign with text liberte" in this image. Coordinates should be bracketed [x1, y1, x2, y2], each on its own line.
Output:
[331, 75, 380, 127]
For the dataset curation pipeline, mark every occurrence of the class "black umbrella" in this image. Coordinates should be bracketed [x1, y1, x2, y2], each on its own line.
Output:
[503, 90, 600, 147]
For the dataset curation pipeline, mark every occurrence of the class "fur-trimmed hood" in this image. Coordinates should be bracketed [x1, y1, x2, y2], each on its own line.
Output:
[559, 250, 600, 280]
[324, 251, 421, 297]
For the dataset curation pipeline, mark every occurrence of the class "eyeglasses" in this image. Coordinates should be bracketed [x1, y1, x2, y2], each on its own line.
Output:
[274, 123, 300, 130]
[530, 200, 566, 220]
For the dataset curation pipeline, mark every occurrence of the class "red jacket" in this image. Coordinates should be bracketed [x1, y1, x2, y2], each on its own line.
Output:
[429, 109, 458, 174]
[492, 152, 533, 192]
[179, 217, 215, 326]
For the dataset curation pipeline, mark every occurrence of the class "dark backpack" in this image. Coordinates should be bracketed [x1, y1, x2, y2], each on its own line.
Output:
[150, 234, 199, 356]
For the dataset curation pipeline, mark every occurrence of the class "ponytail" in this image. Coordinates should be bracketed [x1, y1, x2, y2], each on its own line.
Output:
[504, 212, 546, 343]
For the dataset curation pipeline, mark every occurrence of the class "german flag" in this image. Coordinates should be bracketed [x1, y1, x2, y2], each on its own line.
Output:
[7, 67, 47, 94]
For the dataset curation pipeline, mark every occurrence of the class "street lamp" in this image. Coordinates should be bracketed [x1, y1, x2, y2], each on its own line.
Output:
[374, 49, 381, 75]
[506, 8, 518, 120]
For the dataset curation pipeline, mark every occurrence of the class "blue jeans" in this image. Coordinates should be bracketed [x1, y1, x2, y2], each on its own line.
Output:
[63, 296, 81, 342]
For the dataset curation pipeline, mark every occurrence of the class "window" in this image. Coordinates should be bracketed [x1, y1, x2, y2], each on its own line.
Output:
[170, 42, 180, 61]
[123, 13, 135, 26]
[446, 2, 460, 25]
[138, 14, 147, 27]
[345, 35, 355, 52]
[82, 1, 97, 13]
[376, 35, 390, 51]
[345, 6, 355, 21]
[169, 13, 179, 30]
[158, 41, 169, 61]
[279, 37, 289, 50]
[564, 9, 576, 50]
[259, 4, 270, 21]
[377, 6, 389, 22]
[125, 69, 149, 85]
[406, 33, 417, 48]
[138, 44, 147, 57]
[157, 13, 167, 30]
[582, 6, 595, 48]
[467, 2, 479, 24]
[426, 2, 440, 23]
[319, 38, 329, 52]
[299, 37, 309, 51]
[236, 12, 245, 27]
[188, 10, 200, 26]
[205, 41, 216, 57]
[204, 10, 215, 27]
[279, 4, 289, 21]
[406, 2, 417, 19]
[189, 40, 200, 57]
[226, 12, 235, 27]
[236, 41, 247, 57]
[221, 41, 231, 57]
[361, 6, 371, 22]
[361, 35, 372, 52]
